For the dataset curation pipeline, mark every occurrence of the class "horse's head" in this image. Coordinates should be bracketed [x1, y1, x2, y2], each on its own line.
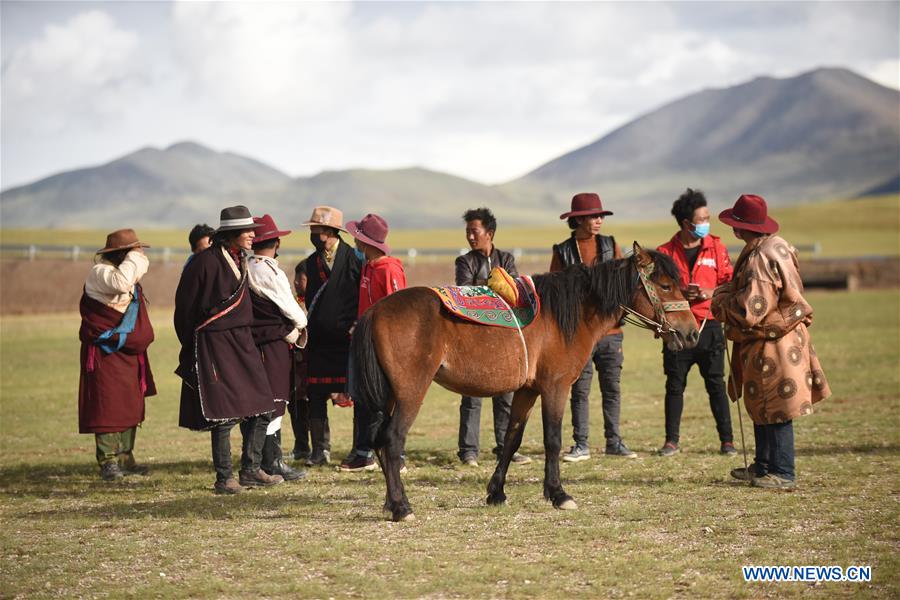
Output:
[625, 242, 700, 351]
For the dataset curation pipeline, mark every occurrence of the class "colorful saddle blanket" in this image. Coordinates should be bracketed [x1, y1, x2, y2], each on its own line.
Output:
[431, 275, 540, 328]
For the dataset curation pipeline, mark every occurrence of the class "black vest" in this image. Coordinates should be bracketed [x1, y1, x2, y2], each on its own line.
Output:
[552, 234, 616, 268]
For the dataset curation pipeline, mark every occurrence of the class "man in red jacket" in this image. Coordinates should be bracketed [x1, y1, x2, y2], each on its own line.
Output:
[339, 214, 408, 472]
[656, 188, 736, 457]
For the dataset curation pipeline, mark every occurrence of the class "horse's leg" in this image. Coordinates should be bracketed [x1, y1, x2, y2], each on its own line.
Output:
[380, 384, 430, 522]
[375, 447, 392, 517]
[541, 388, 577, 510]
[487, 388, 538, 506]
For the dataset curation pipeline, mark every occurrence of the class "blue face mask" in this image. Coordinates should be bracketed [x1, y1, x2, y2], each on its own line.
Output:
[354, 248, 365, 261]
[691, 222, 710, 239]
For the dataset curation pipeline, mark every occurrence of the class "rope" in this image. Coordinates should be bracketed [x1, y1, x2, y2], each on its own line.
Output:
[725, 340, 751, 486]
[494, 293, 529, 386]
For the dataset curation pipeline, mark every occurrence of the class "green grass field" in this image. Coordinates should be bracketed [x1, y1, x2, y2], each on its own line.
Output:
[2, 195, 898, 258]
[1, 289, 898, 597]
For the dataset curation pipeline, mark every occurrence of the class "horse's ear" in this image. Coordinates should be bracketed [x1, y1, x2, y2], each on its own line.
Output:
[632, 241, 652, 267]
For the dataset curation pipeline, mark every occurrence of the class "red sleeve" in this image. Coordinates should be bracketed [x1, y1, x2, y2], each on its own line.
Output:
[388, 262, 407, 293]
[716, 238, 734, 285]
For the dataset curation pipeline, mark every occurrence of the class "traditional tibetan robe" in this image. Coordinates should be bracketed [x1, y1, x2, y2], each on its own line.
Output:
[248, 254, 307, 417]
[303, 239, 361, 394]
[78, 285, 156, 433]
[711, 235, 831, 424]
[175, 246, 275, 430]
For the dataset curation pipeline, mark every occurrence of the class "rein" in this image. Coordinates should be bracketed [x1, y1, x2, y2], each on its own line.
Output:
[619, 260, 690, 337]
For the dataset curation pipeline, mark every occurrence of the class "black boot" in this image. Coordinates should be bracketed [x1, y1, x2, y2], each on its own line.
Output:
[261, 434, 277, 473]
[263, 431, 307, 481]
[307, 418, 331, 466]
[289, 397, 311, 461]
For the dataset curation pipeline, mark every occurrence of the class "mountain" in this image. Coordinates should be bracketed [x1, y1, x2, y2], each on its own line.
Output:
[0, 142, 292, 228]
[2, 67, 897, 228]
[0, 142, 531, 228]
[509, 67, 900, 217]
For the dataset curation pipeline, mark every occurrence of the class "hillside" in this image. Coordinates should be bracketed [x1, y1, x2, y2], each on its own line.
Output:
[2, 67, 897, 228]
[510, 67, 900, 218]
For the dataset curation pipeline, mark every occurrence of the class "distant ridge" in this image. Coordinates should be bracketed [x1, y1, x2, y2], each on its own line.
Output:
[2, 67, 897, 229]
[510, 67, 900, 217]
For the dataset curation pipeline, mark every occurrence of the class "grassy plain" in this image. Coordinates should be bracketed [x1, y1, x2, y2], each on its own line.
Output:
[2, 194, 898, 258]
[0, 289, 898, 598]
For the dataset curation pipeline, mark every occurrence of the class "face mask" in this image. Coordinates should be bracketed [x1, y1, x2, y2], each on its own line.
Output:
[309, 234, 326, 252]
[354, 248, 365, 261]
[691, 222, 710, 239]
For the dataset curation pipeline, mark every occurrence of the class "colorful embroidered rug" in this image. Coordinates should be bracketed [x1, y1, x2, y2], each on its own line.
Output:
[430, 276, 540, 328]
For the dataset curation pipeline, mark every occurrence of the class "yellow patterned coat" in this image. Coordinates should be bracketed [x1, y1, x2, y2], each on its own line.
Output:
[711, 235, 831, 424]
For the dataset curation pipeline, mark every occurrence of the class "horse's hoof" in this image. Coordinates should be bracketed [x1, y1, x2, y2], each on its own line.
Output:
[486, 494, 507, 506]
[556, 498, 578, 510]
[399, 512, 416, 522]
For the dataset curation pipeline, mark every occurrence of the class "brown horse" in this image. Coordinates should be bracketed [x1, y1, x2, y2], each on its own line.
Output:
[350, 243, 699, 521]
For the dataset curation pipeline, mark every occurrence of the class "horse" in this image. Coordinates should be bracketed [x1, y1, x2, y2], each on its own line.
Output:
[350, 242, 699, 521]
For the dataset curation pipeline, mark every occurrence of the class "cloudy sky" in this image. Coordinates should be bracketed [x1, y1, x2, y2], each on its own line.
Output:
[2, 1, 898, 190]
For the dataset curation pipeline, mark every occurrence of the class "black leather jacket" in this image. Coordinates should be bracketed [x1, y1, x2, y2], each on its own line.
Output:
[455, 246, 518, 286]
[552, 234, 616, 268]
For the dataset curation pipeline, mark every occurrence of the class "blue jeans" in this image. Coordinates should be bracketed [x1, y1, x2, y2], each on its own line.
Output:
[753, 421, 795, 480]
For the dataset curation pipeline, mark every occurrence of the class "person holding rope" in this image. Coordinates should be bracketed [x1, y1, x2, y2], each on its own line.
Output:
[711, 194, 831, 489]
[655, 188, 736, 457]
[78, 229, 156, 481]
[552, 193, 636, 461]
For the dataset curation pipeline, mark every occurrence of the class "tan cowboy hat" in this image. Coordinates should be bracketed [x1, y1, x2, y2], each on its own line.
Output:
[302, 205, 347, 232]
[96, 229, 149, 254]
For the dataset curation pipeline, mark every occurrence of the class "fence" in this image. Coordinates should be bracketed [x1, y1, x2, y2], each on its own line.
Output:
[0, 243, 823, 264]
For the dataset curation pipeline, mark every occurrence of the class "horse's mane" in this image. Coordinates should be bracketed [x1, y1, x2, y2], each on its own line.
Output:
[532, 250, 681, 342]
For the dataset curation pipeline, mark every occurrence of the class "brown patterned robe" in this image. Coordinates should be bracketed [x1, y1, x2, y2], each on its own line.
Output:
[711, 234, 831, 424]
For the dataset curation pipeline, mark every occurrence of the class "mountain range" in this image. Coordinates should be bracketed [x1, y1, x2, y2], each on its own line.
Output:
[2, 67, 897, 229]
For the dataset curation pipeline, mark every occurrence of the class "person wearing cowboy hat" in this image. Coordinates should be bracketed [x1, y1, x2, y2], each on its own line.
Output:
[300, 206, 362, 467]
[711, 194, 831, 489]
[175, 205, 283, 494]
[551, 193, 637, 461]
[246, 214, 308, 482]
[79, 229, 156, 481]
[338, 213, 408, 472]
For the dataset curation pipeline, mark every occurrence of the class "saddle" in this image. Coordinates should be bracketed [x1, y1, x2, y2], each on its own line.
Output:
[430, 267, 540, 329]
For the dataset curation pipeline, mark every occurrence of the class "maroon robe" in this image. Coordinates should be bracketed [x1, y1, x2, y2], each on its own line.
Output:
[175, 246, 275, 431]
[250, 289, 294, 418]
[78, 286, 156, 433]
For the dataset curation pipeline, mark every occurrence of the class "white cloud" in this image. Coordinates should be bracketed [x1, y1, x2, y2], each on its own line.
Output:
[2, 10, 142, 134]
[1, 1, 897, 189]
[170, 2, 355, 125]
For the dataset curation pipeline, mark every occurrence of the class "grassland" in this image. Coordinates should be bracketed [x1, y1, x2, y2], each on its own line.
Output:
[2, 194, 898, 258]
[1, 288, 898, 598]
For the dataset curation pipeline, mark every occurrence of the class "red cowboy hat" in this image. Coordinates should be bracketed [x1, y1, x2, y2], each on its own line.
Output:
[346, 213, 391, 255]
[559, 192, 614, 220]
[252, 214, 292, 244]
[718, 194, 779, 234]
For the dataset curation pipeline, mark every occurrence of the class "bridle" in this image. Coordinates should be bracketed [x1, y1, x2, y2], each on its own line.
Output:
[619, 259, 694, 338]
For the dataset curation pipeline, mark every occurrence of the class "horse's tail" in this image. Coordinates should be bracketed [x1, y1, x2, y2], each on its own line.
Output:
[350, 311, 392, 449]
